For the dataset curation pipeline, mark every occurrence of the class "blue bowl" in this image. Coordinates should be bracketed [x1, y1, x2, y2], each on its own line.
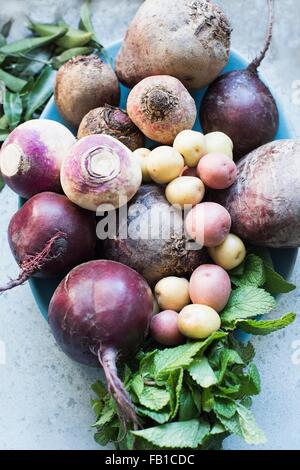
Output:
[27, 41, 298, 321]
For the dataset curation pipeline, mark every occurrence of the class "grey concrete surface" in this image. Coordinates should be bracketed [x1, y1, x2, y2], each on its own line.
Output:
[0, 0, 300, 450]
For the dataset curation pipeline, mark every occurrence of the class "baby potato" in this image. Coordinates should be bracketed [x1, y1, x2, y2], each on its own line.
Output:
[155, 276, 190, 312]
[147, 146, 184, 184]
[178, 304, 221, 339]
[165, 176, 205, 208]
[173, 130, 206, 167]
[150, 310, 185, 346]
[209, 233, 246, 270]
[204, 132, 233, 159]
[133, 148, 152, 182]
[197, 153, 237, 189]
[185, 202, 231, 248]
[189, 264, 231, 312]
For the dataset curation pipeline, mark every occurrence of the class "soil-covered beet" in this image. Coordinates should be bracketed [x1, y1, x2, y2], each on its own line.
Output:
[100, 185, 208, 285]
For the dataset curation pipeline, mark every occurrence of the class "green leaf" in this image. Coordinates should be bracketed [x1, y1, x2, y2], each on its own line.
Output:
[230, 255, 266, 288]
[228, 337, 255, 365]
[264, 264, 296, 294]
[20, 49, 52, 77]
[189, 357, 218, 388]
[218, 349, 244, 383]
[1, 19, 13, 38]
[221, 287, 276, 328]
[91, 380, 107, 399]
[0, 130, 9, 142]
[0, 29, 67, 55]
[236, 403, 266, 445]
[130, 374, 144, 398]
[93, 402, 115, 427]
[0, 69, 27, 92]
[167, 369, 183, 419]
[4, 91, 23, 129]
[138, 407, 170, 424]
[0, 115, 8, 130]
[0, 175, 5, 191]
[238, 313, 296, 336]
[154, 332, 227, 379]
[202, 388, 214, 413]
[51, 46, 93, 69]
[178, 388, 198, 421]
[56, 28, 92, 49]
[80, 0, 102, 45]
[216, 413, 242, 437]
[139, 386, 170, 411]
[139, 350, 157, 378]
[238, 363, 261, 397]
[214, 397, 237, 419]
[24, 66, 56, 120]
[132, 419, 210, 449]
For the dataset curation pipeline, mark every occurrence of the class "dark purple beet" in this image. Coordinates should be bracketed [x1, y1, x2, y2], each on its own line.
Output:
[0, 192, 96, 293]
[200, 0, 278, 159]
[48, 260, 153, 425]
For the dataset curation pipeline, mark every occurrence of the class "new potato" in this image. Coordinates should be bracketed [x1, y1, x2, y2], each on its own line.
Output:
[150, 310, 185, 346]
[197, 153, 237, 190]
[165, 176, 205, 208]
[204, 132, 233, 159]
[178, 304, 221, 339]
[147, 146, 184, 184]
[133, 148, 152, 182]
[173, 130, 206, 167]
[189, 264, 231, 312]
[155, 276, 190, 312]
[209, 233, 246, 270]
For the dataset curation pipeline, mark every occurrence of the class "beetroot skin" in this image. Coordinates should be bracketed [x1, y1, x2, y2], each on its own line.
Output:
[48, 260, 153, 424]
[0, 192, 96, 293]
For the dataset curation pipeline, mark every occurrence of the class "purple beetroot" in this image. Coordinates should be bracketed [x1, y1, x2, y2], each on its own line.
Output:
[200, 0, 279, 159]
[61, 134, 142, 211]
[0, 119, 76, 198]
[48, 260, 154, 425]
[0, 192, 96, 293]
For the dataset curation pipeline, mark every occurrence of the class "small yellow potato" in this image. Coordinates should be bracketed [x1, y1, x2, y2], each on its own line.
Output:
[133, 148, 152, 182]
[147, 146, 184, 184]
[173, 130, 206, 167]
[208, 233, 246, 270]
[165, 176, 205, 208]
[178, 304, 221, 339]
[204, 132, 233, 159]
[155, 276, 190, 312]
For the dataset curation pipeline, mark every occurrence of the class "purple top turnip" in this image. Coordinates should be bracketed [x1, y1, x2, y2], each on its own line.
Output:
[48, 260, 154, 426]
[0, 120, 76, 198]
[60, 134, 142, 212]
[77, 105, 145, 151]
[200, 0, 279, 159]
[0, 192, 96, 293]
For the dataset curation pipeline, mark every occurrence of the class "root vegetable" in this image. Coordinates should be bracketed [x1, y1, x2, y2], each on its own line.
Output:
[155, 276, 190, 312]
[173, 130, 206, 167]
[204, 132, 233, 159]
[100, 185, 208, 286]
[185, 202, 231, 248]
[60, 134, 142, 211]
[165, 176, 205, 208]
[146, 146, 184, 184]
[209, 234, 246, 270]
[200, 0, 279, 158]
[197, 153, 237, 190]
[127, 75, 196, 145]
[189, 264, 231, 312]
[211, 140, 300, 248]
[77, 105, 145, 151]
[0, 119, 76, 198]
[55, 55, 120, 128]
[0, 192, 96, 293]
[178, 304, 221, 339]
[132, 148, 152, 183]
[150, 310, 185, 346]
[48, 260, 153, 426]
[115, 0, 231, 90]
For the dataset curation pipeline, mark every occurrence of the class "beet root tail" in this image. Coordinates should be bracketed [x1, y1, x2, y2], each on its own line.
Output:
[98, 346, 140, 429]
[0, 231, 66, 295]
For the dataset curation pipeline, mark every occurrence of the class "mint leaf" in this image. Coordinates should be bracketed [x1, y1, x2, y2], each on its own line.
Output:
[237, 403, 266, 445]
[139, 350, 157, 378]
[132, 419, 210, 449]
[168, 369, 183, 419]
[238, 313, 296, 336]
[202, 388, 214, 412]
[179, 388, 198, 421]
[139, 386, 170, 411]
[228, 337, 255, 365]
[138, 407, 170, 424]
[230, 255, 265, 288]
[221, 287, 276, 328]
[91, 380, 106, 400]
[216, 413, 242, 437]
[214, 397, 237, 419]
[263, 265, 296, 294]
[218, 349, 244, 383]
[238, 363, 261, 397]
[189, 357, 218, 388]
[93, 403, 115, 427]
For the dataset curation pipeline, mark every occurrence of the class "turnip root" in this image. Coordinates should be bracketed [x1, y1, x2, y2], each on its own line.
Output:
[60, 134, 142, 212]
[100, 185, 208, 286]
[48, 260, 153, 425]
[115, 0, 231, 90]
[55, 55, 120, 128]
[127, 75, 196, 145]
[211, 140, 300, 248]
[0, 192, 96, 293]
[77, 105, 145, 151]
[0, 120, 76, 198]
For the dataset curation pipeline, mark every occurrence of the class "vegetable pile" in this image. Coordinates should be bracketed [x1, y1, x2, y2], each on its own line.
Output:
[0, 0, 298, 452]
